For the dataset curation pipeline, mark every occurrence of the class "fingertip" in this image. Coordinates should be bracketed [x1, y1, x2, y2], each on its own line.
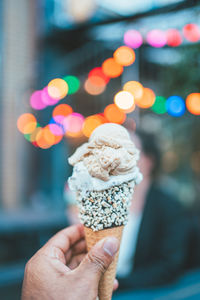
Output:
[113, 279, 119, 291]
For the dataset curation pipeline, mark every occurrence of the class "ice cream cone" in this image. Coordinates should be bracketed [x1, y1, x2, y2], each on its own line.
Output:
[84, 226, 124, 300]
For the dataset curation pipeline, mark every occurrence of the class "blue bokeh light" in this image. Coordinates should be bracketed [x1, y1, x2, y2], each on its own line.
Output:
[166, 96, 185, 117]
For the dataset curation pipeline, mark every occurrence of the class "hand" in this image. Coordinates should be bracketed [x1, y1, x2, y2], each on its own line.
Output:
[22, 224, 119, 300]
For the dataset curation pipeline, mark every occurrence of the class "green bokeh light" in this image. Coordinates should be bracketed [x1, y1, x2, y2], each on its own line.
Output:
[151, 96, 167, 114]
[63, 75, 80, 95]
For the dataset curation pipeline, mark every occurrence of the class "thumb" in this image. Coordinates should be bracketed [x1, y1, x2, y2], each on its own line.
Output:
[78, 237, 119, 282]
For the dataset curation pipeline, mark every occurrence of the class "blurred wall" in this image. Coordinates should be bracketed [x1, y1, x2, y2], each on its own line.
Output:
[1, 0, 37, 209]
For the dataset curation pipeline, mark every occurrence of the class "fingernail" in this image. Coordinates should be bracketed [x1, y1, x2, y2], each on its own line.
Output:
[103, 237, 119, 256]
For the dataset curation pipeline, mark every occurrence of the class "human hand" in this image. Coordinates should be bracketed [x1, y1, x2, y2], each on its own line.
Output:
[22, 224, 119, 300]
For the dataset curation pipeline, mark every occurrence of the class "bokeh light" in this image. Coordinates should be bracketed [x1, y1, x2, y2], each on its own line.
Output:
[17, 113, 37, 134]
[35, 128, 52, 149]
[29, 126, 42, 143]
[136, 88, 156, 108]
[124, 30, 143, 49]
[146, 30, 167, 48]
[166, 29, 182, 47]
[49, 118, 64, 136]
[102, 58, 123, 78]
[183, 24, 200, 42]
[89, 67, 110, 86]
[84, 78, 106, 95]
[104, 104, 126, 124]
[123, 81, 143, 100]
[47, 78, 68, 100]
[67, 0, 96, 23]
[114, 91, 135, 113]
[42, 87, 60, 106]
[63, 75, 80, 94]
[151, 96, 167, 114]
[186, 93, 200, 115]
[113, 46, 135, 66]
[82, 115, 104, 137]
[53, 104, 73, 124]
[64, 113, 84, 137]
[30, 90, 47, 110]
[166, 96, 185, 117]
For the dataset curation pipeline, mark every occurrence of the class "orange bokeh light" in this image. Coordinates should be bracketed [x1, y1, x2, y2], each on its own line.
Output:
[102, 58, 123, 78]
[114, 91, 135, 113]
[89, 67, 110, 86]
[136, 88, 156, 108]
[35, 128, 52, 149]
[123, 81, 144, 100]
[53, 104, 73, 117]
[82, 115, 103, 138]
[186, 93, 200, 115]
[84, 78, 106, 95]
[17, 113, 37, 134]
[113, 46, 135, 66]
[47, 78, 68, 100]
[104, 104, 126, 124]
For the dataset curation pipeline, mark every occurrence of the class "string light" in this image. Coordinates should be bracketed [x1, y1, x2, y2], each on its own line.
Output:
[63, 75, 80, 94]
[30, 90, 47, 110]
[82, 115, 103, 137]
[113, 46, 135, 66]
[123, 81, 143, 100]
[166, 96, 185, 117]
[84, 78, 106, 95]
[147, 29, 167, 48]
[17, 113, 37, 134]
[53, 104, 73, 124]
[136, 88, 156, 108]
[47, 78, 68, 100]
[186, 93, 200, 115]
[166, 29, 182, 47]
[114, 91, 135, 113]
[124, 30, 143, 49]
[151, 96, 167, 114]
[102, 58, 123, 78]
[64, 113, 84, 137]
[183, 24, 200, 42]
[104, 104, 126, 124]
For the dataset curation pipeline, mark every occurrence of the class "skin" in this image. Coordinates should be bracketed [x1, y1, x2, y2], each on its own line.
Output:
[22, 224, 119, 300]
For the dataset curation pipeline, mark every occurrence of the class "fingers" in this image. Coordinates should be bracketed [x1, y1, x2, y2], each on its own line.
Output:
[78, 237, 119, 282]
[43, 224, 85, 255]
[68, 254, 86, 270]
[65, 238, 87, 264]
[113, 279, 119, 291]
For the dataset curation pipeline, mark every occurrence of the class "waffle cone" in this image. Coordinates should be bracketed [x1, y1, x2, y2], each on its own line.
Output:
[84, 226, 124, 300]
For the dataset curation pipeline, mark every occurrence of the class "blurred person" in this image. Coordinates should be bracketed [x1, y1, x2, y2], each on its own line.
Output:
[22, 224, 119, 300]
[117, 130, 189, 290]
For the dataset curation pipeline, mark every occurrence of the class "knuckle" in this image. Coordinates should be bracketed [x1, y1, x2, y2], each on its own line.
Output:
[87, 252, 107, 274]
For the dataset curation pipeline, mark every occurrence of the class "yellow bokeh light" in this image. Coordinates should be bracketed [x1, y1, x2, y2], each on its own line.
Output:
[136, 88, 156, 108]
[186, 93, 200, 115]
[123, 81, 143, 100]
[114, 91, 135, 113]
[113, 46, 135, 66]
[47, 78, 68, 100]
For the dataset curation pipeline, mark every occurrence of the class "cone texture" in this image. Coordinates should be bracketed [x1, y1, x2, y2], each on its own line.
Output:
[84, 226, 124, 300]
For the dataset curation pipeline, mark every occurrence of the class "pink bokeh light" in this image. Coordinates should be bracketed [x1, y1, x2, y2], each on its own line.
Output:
[41, 87, 60, 106]
[124, 30, 143, 49]
[146, 29, 167, 48]
[30, 90, 47, 110]
[63, 113, 84, 134]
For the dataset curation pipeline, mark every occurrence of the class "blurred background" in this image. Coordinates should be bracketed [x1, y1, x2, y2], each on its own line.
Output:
[0, 0, 200, 299]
